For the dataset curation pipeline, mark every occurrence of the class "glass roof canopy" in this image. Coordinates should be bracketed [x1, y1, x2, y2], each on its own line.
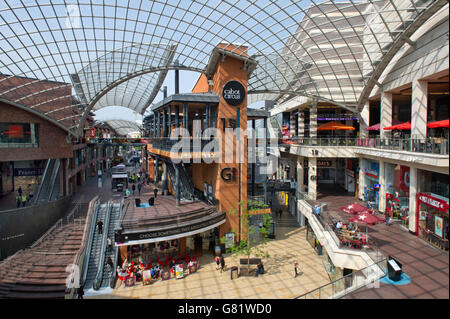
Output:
[97, 119, 143, 137]
[0, 0, 446, 138]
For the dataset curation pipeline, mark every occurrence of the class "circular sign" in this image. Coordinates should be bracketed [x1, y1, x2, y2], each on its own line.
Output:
[222, 80, 245, 106]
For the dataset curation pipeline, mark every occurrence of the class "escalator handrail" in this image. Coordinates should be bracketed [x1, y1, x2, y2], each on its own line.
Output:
[34, 158, 52, 202]
[80, 199, 100, 286]
[110, 198, 124, 288]
[93, 200, 113, 290]
[48, 159, 61, 201]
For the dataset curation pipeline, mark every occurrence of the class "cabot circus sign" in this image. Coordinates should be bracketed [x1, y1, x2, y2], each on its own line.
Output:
[222, 80, 245, 106]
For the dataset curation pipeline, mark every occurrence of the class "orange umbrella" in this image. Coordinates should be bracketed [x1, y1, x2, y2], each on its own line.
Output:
[317, 121, 355, 131]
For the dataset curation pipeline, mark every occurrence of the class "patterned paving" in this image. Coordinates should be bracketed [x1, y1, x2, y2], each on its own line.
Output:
[86, 222, 332, 299]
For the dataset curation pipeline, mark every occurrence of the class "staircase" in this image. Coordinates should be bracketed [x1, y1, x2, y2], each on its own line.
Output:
[165, 161, 197, 201]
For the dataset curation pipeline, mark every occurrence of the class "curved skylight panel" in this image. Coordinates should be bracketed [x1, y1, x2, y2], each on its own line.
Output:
[0, 0, 440, 135]
[100, 119, 142, 136]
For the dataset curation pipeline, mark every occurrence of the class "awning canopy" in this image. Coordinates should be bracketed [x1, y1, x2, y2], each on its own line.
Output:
[366, 120, 403, 131]
[383, 122, 411, 131]
[317, 121, 355, 131]
[427, 119, 449, 129]
[340, 203, 368, 215]
[349, 211, 385, 225]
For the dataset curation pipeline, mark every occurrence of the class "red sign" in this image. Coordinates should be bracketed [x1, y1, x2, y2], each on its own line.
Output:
[9, 125, 23, 138]
[417, 193, 449, 213]
[90, 128, 95, 138]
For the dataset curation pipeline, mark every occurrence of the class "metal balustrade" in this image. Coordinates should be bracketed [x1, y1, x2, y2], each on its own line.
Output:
[287, 137, 449, 155]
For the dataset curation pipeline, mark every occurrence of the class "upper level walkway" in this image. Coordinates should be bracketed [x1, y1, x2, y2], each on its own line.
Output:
[314, 184, 449, 299]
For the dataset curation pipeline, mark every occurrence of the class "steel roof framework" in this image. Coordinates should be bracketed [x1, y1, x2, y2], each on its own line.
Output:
[0, 0, 444, 137]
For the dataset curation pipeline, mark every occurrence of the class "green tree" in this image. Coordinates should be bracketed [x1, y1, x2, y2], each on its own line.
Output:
[220, 200, 273, 275]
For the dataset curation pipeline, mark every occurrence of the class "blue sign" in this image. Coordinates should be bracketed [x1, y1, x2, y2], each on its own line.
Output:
[374, 184, 381, 188]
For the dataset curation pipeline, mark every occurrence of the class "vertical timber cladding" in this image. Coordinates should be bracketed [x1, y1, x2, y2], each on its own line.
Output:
[192, 44, 249, 242]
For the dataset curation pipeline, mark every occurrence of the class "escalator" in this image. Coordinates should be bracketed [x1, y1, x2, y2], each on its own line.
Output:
[33, 158, 60, 203]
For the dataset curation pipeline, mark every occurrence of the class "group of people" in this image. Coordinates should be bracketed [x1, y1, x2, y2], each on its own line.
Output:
[15, 186, 33, 208]
[215, 254, 226, 272]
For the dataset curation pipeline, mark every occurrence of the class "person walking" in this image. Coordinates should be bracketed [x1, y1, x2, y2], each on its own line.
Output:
[294, 261, 300, 278]
[18, 186, 22, 197]
[97, 220, 103, 234]
[132, 183, 136, 195]
[77, 285, 84, 299]
[219, 254, 225, 273]
[16, 195, 21, 208]
[153, 188, 158, 199]
[106, 256, 114, 273]
[107, 237, 112, 251]
[215, 255, 220, 270]
[138, 183, 142, 195]
[125, 188, 130, 198]
[21, 194, 27, 207]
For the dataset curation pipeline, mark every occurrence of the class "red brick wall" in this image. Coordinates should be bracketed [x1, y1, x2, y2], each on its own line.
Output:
[0, 102, 73, 161]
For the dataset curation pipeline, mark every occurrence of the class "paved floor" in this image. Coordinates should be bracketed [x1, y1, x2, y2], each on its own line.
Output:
[86, 219, 332, 299]
[316, 184, 449, 299]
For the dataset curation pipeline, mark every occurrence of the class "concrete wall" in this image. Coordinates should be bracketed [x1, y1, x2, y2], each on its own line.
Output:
[0, 196, 72, 260]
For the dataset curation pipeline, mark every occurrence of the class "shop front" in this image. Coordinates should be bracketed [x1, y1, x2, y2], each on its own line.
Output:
[416, 192, 449, 252]
[384, 163, 410, 225]
[362, 159, 380, 210]
[317, 159, 335, 185]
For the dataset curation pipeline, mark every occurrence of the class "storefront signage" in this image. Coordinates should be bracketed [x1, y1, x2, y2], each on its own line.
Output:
[225, 232, 235, 249]
[435, 216, 443, 238]
[90, 128, 95, 138]
[417, 193, 449, 213]
[13, 168, 43, 176]
[317, 160, 332, 167]
[345, 169, 355, 177]
[221, 167, 237, 182]
[365, 170, 378, 179]
[117, 214, 225, 244]
[373, 184, 381, 188]
[222, 80, 246, 106]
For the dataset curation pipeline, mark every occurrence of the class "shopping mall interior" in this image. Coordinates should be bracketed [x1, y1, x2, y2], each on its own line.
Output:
[0, 0, 448, 302]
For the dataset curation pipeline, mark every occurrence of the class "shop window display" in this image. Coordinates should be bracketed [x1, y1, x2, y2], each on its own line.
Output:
[362, 159, 380, 210]
[385, 163, 410, 223]
[417, 192, 449, 252]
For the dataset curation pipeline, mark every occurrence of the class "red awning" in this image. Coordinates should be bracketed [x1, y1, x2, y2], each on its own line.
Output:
[383, 122, 411, 131]
[427, 119, 449, 129]
[366, 120, 403, 131]
[340, 202, 368, 215]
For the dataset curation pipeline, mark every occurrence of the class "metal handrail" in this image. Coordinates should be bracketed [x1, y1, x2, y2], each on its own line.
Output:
[110, 198, 124, 288]
[80, 199, 100, 287]
[295, 257, 387, 299]
[93, 200, 113, 290]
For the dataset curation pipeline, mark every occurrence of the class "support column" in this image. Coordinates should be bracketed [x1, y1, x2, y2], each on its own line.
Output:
[411, 79, 428, 140]
[154, 156, 159, 184]
[175, 105, 180, 137]
[296, 156, 305, 226]
[310, 100, 318, 140]
[308, 157, 317, 201]
[379, 160, 385, 212]
[380, 91, 392, 140]
[359, 101, 370, 138]
[162, 161, 168, 195]
[290, 112, 296, 138]
[162, 108, 167, 138]
[251, 119, 256, 196]
[168, 105, 172, 138]
[175, 163, 180, 206]
[408, 166, 418, 234]
[298, 110, 305, 138]
[358, 158, 365, 201]
[263, 117, 268, 204]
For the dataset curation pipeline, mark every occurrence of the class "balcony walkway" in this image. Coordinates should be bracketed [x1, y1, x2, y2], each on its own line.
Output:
[315, 184, 449, 299]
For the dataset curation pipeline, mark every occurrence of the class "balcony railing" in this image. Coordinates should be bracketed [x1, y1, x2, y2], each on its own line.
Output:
[151, 137, 218, 152]
[288, 137, 449, 155]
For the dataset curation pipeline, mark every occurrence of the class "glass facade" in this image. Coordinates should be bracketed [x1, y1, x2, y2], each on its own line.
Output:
[384, 163, 410, 224]
[362, 159, 380, 210]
